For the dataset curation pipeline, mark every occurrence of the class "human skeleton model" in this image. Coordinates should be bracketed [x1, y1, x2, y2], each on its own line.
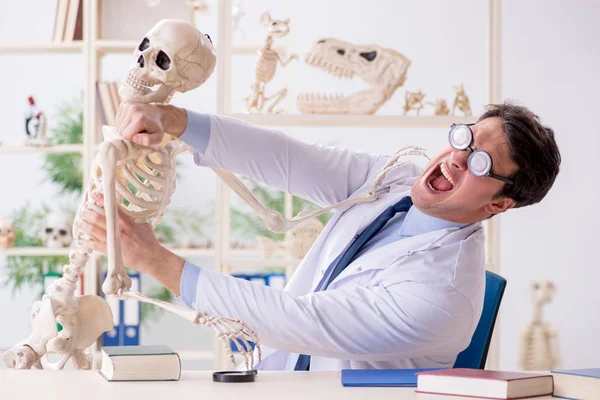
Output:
[243, 12, 298, 114]
[296, 39, 411, 115]
[452, 83, 472, 116]
[518, 281, 562, 371]
[403, 90, 426, 115]
[0, 220, 15, 249]
[3, 19, 260, 371]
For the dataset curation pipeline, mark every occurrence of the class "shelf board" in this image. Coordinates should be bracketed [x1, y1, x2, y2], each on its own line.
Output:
[0, 144, 84, 154]
[95, 40, 137, 54]
[94, 40, 285, 55]
[0, 247, 72, 257]
[0, 42, 83, 54]
[224, 113, 478, 128]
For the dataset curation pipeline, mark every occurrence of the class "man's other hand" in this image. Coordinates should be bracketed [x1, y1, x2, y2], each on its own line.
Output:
[75, 192, 164, 274]
[115, 102, 188, 147]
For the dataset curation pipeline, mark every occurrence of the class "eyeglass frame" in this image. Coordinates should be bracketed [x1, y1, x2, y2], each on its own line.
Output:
[448, 123, 514, 185]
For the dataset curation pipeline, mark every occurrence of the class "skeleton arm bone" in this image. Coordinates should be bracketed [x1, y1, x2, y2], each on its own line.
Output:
[275, 51, 298, 67]
[99, 140, 132, 295]
[182, 112, 386, 208]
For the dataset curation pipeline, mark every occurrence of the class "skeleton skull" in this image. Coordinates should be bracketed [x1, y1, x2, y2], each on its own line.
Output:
[42, 212, 74, 249]
[120, 18, 217, 104]
[0, 220, 15, 249]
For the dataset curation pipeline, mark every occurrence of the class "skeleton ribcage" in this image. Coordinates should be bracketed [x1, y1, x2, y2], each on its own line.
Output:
[255, 49, 277, 84]
[74, 139, 179, 244]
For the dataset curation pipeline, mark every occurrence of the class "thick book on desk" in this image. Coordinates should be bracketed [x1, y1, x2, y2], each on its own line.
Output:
[551, 368, 600, 399]
[341, 368, 444, 387]
[99, 345, 181, 382]
[415, 368, 554, 399]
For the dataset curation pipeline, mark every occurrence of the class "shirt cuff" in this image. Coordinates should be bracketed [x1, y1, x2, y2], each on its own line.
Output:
[178, 109, 211, 154]
[179, 260, 201, 309]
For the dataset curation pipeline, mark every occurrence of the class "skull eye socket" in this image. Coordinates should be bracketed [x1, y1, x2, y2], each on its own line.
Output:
[59, 229, 68, 236]
[138, 38, 150, 52]
[45, 228, 53, 234]
[360, 51, 377, 62]
[156, 51, 171, 70]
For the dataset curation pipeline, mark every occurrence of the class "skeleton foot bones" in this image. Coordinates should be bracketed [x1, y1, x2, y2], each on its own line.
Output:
[3, 19, 260, 371]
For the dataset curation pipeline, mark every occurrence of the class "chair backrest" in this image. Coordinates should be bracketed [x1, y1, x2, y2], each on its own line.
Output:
[454, 270, 507, 369]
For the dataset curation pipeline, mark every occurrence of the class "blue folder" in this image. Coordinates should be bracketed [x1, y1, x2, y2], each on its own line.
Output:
[341, 368, 445, 387]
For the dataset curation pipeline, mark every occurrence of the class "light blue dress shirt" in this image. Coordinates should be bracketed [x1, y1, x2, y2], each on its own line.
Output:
[176, 109, 468, 308]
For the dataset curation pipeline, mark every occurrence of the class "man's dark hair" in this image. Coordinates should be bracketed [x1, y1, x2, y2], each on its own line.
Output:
[478, 101, 561, 208]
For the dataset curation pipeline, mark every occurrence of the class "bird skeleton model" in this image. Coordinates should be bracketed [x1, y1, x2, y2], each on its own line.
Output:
[3, 18, 431, 372]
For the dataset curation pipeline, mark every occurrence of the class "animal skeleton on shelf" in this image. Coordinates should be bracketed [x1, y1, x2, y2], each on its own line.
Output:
[403, 90, 426, 116]
[452, 83, 472, 116]
[3, 19, 260, 371]
[518, 280, 562, 371]
[242, 11, 298, 114]
[427, 98, 450, 116]
[297, 39, 411, 114]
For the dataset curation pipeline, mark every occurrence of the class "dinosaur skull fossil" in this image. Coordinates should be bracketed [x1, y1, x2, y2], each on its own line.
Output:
[0, 220, 15, 249]
[42, 212, 74, 249]
[120, 18, 217, 103]
[297, 38, 411, 115]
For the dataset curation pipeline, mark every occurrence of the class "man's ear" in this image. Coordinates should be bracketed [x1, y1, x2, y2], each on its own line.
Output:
[484, 197, 516, 215]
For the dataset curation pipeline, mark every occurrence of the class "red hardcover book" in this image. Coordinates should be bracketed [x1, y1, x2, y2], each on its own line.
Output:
[415, 368, 554, 399]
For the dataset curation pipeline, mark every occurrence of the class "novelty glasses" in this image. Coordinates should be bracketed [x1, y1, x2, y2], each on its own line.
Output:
[448, 123, 514, 185]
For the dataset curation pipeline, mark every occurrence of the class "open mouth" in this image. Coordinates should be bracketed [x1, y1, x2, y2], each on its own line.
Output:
[426, 163, 455, 192]
[296, 53, 357, 104]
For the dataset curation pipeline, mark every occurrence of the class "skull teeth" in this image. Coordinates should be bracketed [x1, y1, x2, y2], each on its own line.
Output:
[125, 73, 152, 93]
[305, 52, 354, 79]
[297, 93, 345, 102]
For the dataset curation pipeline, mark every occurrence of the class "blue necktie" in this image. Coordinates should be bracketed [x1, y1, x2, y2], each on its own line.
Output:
[294, 196, 413, 371]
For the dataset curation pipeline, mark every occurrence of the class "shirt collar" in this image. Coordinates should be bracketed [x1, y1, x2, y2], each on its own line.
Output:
[398, 204, 470, 237]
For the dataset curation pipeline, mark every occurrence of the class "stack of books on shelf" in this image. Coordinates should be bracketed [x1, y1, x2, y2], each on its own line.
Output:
[97, 81, 122, 126]
[53, 0, 83, 43]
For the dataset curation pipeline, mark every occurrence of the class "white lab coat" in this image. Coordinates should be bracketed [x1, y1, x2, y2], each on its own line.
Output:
[185, 114, 486, 371]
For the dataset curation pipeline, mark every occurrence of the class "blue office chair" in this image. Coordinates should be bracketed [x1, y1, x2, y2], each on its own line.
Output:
[453, 271, 507, 369]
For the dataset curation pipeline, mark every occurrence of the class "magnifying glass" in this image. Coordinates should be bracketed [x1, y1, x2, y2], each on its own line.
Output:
[213, 369, 258, 383]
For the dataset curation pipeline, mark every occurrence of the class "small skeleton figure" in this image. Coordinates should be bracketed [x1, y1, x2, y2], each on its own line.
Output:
[452, 84, 472, 116]
[427, 98, 450, 116]
[41, 212, 74, 249]
[0, 220, 16, 249]
[24, 96, 48, 146]
[242, 11, 298, 114]
[403, 90, 426, 115]
[257, 218, 324, 259]
[518, 280, 562, 371]
[185, 0, 209, 13]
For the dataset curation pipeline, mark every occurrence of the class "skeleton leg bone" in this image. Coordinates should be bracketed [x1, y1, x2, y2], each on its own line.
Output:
[99, 140, 132, 295]
[265, 88, 288, 114]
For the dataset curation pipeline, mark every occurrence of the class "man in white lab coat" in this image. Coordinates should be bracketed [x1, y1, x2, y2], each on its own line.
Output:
[78, 101, 561, 371]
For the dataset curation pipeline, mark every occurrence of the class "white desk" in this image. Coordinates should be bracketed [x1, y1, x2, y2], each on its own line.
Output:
[0, 370, 555, 400]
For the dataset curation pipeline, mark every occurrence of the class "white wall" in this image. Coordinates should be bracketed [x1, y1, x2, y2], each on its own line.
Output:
[0, 0, 598, 371]
[499, 0, 600, 370]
